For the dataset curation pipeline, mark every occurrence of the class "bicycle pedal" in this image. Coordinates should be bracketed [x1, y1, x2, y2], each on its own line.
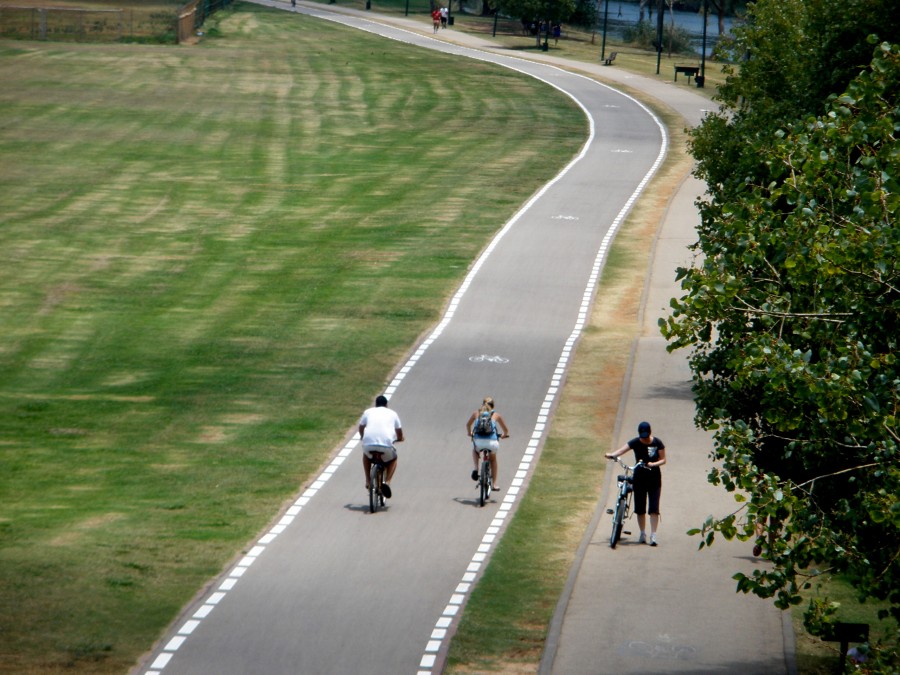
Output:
[606, 509, 613, 514]
[623, 530, 631, 535]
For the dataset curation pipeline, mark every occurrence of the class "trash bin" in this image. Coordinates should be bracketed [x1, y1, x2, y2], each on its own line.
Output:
[695, 75, 705, 88]
[541, 41, 549, 52]
[365, 0, 371, 8]
[448, 16, 454, 26]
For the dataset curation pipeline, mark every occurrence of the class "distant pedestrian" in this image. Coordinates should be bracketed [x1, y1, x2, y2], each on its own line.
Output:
[291, 0, 296, 6]
[552, 24, 561, 45]
[440, 6, 448, 28]
[431, 7, 441, 32]
[605, 421, 666, 546]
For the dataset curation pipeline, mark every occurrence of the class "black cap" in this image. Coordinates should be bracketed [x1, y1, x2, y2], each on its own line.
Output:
[638, 421, 651, 439]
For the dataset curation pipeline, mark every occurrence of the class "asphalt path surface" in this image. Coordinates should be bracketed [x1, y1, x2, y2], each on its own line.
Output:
[139, 5, 666, 674]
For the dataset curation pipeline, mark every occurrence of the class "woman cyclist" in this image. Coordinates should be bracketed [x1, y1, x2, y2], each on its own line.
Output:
[466, 397, 509, 491]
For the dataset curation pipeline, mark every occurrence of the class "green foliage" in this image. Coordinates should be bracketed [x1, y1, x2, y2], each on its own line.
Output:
[569, 0, 598, 29]
[699, 0, 900, 195]
[663, 38, 900, 665]
[622, 19, 695, 55]
[495, 0, 577, 25]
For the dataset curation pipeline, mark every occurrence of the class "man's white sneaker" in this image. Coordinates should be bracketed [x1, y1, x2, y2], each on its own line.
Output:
[638, 532, 647, 544]
[650, 534, 658, 547]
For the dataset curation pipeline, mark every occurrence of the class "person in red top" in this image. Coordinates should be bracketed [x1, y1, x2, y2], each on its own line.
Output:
[431, 7, 441, 32]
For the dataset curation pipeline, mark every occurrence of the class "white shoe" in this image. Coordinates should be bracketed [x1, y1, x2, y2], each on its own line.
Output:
[638, 532, 647, 544]
[650, 534, 658, 547]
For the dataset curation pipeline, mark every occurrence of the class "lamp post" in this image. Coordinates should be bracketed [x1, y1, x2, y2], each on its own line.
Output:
[655, 0, 663, 74]
[698, 0, 708, 87]
[542, 0, 551, 51]
[600, 0, 610, 62]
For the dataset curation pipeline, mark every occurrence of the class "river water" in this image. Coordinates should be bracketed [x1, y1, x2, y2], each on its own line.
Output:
[595, 0, 737, 55]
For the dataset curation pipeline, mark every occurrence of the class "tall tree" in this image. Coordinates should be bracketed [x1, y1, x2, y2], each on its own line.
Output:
[663, 0, 900, 664]
[495, 0, 576, 44]
[665, 38, 899, 665]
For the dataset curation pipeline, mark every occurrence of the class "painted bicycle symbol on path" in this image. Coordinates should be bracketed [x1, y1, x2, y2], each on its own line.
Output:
[469, 355, 510, 364]
[626, 640, 697, 660]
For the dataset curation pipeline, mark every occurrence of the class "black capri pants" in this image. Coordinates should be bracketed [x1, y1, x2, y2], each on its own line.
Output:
[633, 471, 662, 515]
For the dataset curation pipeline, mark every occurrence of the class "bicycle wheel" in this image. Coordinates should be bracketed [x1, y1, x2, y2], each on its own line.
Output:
[610, 494, 626, 548]
[479, 457, 491, 507]
[369, 464, 379, 513]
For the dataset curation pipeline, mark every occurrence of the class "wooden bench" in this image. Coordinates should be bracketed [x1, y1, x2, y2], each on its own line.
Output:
[674, 64, 700, 83]
[603, 51, 617, 66]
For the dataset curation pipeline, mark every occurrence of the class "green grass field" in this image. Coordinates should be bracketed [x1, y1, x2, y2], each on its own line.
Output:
[0, 3, 586, 671]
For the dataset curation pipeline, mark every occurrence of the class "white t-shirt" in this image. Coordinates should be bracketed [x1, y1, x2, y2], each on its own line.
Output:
[359, 406, 401, 447]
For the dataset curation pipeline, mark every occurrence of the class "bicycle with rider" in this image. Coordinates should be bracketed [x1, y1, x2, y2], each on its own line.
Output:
[359, 395, 403, 499]
[466, 396, 509, 491]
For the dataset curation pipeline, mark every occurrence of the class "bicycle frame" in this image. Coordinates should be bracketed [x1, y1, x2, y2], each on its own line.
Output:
[607, 457, 645, 548]
[368, 451, 388, 514]
[478, 448, 493, 507]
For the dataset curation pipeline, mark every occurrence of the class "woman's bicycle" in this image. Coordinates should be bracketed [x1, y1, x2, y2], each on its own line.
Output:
[606, 457, 646, 548]
[477, 447, 493, 507]
[368, 451, 388, 514]
[475, 434, 508, 507]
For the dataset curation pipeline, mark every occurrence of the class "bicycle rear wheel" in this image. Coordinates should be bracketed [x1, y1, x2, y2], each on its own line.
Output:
[610, 494, 626, 548]
[479, 457, 491, 507]
[369, 464, 380, 513]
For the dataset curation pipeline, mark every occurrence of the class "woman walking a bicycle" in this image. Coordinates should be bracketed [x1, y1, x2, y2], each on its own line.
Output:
[466, 397, 509, 491]
[605, 421, 666, 546]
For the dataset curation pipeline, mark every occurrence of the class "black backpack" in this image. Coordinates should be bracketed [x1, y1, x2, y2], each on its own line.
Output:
[473, 410, 495, 437]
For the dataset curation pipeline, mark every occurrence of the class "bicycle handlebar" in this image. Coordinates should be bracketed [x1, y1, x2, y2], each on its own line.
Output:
[608, 456, 647, 472]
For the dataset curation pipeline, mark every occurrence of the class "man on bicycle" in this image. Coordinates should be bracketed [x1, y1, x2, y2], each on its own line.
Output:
[466, 396, 509, 491]
[359, 395, 404, 498]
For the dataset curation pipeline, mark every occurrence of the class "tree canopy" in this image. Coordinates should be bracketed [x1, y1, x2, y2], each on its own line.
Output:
[493, 0, 577, 29]
[662, 0, 899, 666]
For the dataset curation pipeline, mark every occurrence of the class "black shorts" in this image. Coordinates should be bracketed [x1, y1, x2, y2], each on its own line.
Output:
[633, 473, 661, 515]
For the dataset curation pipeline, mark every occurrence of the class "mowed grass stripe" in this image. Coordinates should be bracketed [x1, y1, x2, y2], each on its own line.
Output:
[0, 4, 585, 672]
